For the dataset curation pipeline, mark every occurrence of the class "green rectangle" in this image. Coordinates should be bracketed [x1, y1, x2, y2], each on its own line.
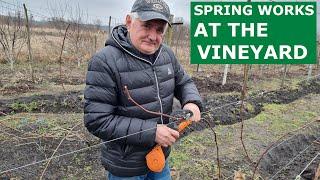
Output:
[190, 1, 317, 64]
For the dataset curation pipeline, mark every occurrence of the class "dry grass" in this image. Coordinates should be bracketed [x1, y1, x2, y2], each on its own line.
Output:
[0, 25, 107, 64]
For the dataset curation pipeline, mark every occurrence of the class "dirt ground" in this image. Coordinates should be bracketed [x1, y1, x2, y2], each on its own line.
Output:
[0, 64, 320, 179]
[259, 134, 320, 179]
[0, 122, 104, 179]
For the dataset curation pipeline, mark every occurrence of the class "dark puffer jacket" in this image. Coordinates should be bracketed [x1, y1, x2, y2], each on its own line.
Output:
[84, 25, 202, 177]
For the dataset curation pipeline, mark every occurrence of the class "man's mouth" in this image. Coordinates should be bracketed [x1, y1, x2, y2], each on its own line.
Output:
[142, 41, 156, 46]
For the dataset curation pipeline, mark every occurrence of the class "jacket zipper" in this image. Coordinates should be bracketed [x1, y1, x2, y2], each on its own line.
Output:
[152, 49, 164, 124]
[152, 67, 164, 124]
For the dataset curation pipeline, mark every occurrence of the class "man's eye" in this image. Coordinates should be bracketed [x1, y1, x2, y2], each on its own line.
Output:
[157, 29, 165, 34]
[143, 24, 151, 29]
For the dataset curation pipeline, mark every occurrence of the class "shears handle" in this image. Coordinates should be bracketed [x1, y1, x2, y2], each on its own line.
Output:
[178, 119, 192, 132]
[146, 110, 193, 172]
[170, 110, 193, 133]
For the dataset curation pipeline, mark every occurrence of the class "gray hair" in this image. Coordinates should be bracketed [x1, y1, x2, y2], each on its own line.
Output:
[129, 12, 139, 20]
[127, 12, 168, 35]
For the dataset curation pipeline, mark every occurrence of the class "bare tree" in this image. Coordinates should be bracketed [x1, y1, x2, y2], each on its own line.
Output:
[93, 19, 102, 31]
[47, 0, 69, 31]
[0, 11, 27, 70]
[45, 1, 95, 66]
[67, 4, 89, 67]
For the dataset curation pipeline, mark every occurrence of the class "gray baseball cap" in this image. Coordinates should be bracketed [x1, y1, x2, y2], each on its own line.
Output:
[131, 0, 171, 26]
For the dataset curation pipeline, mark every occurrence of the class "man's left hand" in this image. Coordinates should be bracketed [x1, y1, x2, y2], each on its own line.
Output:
[183, 103, 201, 122]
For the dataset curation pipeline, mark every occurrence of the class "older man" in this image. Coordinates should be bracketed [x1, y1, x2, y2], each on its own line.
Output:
[84, 0, 202, 179]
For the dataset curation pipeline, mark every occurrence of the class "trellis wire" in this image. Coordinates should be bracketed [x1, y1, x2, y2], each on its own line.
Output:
[269, 136, 320, 180]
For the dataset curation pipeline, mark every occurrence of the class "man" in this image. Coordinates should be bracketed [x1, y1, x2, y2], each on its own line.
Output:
[84, 0, 202, 179]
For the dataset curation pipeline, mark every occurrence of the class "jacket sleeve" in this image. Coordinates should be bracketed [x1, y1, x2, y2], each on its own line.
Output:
[170, 50, 203, 111]
[84, 53, 157, 147]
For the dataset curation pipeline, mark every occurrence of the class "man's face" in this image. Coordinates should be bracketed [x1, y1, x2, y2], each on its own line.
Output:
[126, 16, 167, 55]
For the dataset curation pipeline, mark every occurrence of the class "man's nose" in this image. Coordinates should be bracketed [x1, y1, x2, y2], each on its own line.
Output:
[147, 28, 157, 41]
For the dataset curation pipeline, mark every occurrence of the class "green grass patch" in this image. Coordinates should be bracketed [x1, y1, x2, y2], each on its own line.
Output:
[170, 129, 218, 179]
[1, 113, 82, 136]
[10, 101, 40, 112]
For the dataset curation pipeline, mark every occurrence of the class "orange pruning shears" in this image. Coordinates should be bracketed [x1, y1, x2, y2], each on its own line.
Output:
[146, 110, 193, 172]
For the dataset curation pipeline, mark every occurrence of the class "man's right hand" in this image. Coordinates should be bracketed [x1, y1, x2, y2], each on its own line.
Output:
[155, 124, 179, 147]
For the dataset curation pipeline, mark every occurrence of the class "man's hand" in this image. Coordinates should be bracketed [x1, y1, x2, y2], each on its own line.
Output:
[183, 103, 201, 122]
[155, 124, 179, 147]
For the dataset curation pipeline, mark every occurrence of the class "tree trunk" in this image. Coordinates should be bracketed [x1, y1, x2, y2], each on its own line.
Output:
[10, 58, 14, 71]
[3, 49, 14, 71]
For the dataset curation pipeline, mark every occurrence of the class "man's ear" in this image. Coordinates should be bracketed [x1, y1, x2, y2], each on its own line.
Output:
[125, 15, 132, 30]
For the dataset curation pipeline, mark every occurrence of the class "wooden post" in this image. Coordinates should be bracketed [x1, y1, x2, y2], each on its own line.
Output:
[108, 16, 112, 38]
[174, 25, 183, 55]
[307, 64, 313, 81]
[165, 15, 174, 46]
[94, 35, 97, 53]
[196, 64, 200, 72]
[317, 41, 320, 72]
[314, 163, 320, 180]
[222, 64, 229, 85]
[280, 64, 288, 88]
[23, 4, 34, 82]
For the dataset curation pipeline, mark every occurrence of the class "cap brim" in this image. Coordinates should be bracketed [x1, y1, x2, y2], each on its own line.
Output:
[137, 11, 171, 27]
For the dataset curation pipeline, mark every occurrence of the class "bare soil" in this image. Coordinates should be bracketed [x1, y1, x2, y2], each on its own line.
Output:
[0, 126, 104, 179]
[0, 91, 83, 115]
[192, 76, 242, 93]
[259, 134, 320, 180]
[49, 76, 84, 85]
[0, 79, 37, 96]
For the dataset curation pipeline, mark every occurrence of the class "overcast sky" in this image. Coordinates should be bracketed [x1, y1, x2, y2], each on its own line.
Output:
[1, 0, 319, 28]
[1, 0, 190, 25]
